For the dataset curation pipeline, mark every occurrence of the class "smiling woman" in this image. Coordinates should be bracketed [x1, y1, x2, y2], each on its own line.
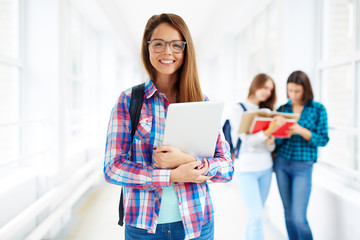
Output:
[103, 13, 234, 240]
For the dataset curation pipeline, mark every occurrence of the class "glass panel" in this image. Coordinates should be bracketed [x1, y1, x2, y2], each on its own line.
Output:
[267, 0, 278, 76]
[253, 13, 266, 51]
[0, 64, 20, 123]
[0, 0, 19, 58]
[357, 0, 360, 50]
[356, 135, 360, 171]
[321, 130, 354, 169]
[357, 61, 360, 129]
[356, 62, 360, 171]
[321, 64, 353, 127]
[322, 0, 353, 60]
[66, 80, 83, 109]
[69, 8, 83, 76]
[0, 125, 19, 164]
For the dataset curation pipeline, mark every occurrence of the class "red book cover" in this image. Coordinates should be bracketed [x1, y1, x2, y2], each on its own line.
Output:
[250, 117, 295, 138]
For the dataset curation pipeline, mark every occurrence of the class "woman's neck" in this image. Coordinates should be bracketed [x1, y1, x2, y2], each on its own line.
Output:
[155, 73, 178, 103]
[247, 96, 260, 106]
[291, 101, 304, 107]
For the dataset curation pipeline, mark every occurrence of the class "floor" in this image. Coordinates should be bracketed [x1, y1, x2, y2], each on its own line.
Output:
[64, 179, 282, 240]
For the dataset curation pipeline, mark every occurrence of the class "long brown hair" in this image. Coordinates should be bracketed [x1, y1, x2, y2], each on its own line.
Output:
[287, 70, 314, 103]
[141, 13, 203, 102]
[248, 73, 276, 110]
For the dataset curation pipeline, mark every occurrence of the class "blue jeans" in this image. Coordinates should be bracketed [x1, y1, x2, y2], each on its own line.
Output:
[274, 155, 313, 240]
[237, 167, 273, 240]
[125, 220, 214, 240]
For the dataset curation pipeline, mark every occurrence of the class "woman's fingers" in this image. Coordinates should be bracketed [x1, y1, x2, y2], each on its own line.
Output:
[193, 175, 214, 183]
[153, 145, 172, 153]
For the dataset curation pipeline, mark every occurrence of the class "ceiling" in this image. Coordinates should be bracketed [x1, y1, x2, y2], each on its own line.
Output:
[96, 0, 247, 59]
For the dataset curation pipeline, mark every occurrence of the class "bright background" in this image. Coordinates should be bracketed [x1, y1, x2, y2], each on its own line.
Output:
[1, 0, 360, 239]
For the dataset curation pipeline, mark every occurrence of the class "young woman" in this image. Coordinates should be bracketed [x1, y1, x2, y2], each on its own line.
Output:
[103, 13, 234, 240]
[274, 70, 329, 240]
[230, 73, 285, 240]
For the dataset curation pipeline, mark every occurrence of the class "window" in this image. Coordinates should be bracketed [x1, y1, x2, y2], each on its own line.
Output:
[357, 0, 360, 50]
[321, 0, 353, 60]
[320, 65, 354, 169]
[0, 0, 20, 59]
[0, 0, 21, 168]
[237, 1, 279, 87]
[319, 0, 360, 172]
[65, 5, 100, 164]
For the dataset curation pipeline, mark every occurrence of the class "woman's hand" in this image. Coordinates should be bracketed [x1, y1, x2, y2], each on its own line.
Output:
[288, 123, 303, 135]
[265, 135, 275, 146]
[153, 145, 195, 169]
[170, 159, 214, 183]
[264, 116, 287, 136]
[288, 123, 312, 141]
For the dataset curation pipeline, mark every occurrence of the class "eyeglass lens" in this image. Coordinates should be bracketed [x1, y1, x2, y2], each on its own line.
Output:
[150, 40, 185, 53]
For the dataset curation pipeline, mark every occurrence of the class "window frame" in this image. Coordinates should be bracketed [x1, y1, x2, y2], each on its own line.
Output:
[317, 0, 360, 177]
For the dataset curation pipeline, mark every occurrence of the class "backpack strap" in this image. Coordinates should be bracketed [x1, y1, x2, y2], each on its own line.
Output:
[233, 102, 247, 159]
[130, 83, 145, 139]
[118, 83, 145, 226]
[239, 102, 247, 112]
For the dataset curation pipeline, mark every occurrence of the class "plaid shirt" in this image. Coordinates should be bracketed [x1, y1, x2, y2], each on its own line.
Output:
[104, 79, 233, 239]
[275, 100, 329, 162]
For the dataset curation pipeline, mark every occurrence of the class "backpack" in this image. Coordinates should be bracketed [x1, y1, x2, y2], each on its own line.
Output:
[222, 103, 247, 159]
[118, 83, 145, 226]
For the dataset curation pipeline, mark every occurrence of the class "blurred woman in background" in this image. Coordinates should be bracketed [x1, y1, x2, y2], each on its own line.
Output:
[274, 70, 329, 240]
[230, 73, 285, 240]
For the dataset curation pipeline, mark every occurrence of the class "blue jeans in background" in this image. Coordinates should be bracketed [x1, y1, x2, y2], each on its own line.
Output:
[125, 220, 214, 240]
[237, 167, 273, 240]
[274, 155, 313, 240]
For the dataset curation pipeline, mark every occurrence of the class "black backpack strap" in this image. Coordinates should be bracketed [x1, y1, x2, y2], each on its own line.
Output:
[118, 83, 145, 226]
[130, 83, 145, 139]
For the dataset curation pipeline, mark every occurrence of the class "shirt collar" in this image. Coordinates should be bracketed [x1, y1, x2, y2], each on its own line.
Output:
[144, 78, 158, 99]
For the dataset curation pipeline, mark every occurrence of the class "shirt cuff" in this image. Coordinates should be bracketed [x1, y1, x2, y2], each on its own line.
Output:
[152, 169, 171, 187]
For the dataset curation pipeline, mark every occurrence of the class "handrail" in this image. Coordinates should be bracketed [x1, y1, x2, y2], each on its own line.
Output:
[0, 119, 46, 127]
[0, 151, 44, 168]
[318, 161, 360, 182]
[0, 55, 23, 67]
[0, 159, 99, 239]
[328, 126, 360, 135]
[25, 171, 101, 240]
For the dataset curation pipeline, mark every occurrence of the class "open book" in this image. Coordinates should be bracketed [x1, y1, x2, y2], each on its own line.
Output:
[250, 116, 296, 138]
[238, 108, 300, 137]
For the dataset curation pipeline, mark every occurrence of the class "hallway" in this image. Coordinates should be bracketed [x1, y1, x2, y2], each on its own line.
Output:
[63, 177, 283, 240]
[2, 0, 360, 239]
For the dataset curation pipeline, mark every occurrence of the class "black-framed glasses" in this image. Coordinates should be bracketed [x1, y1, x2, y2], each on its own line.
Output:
[147, 40, 186, 54]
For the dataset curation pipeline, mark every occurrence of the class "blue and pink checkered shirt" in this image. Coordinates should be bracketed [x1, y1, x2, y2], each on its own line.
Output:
[104, 79, 234, 239]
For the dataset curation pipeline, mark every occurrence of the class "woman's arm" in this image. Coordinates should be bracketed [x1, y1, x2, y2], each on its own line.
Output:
[308, 104, 329, 146]
[103, 92, 171, 190]
[288, 104, 329, 146]
[200, 132, 234, 183]
[288, 123, 312, 141]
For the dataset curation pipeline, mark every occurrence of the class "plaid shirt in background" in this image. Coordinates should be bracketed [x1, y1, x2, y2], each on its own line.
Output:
[275, 100, 329, 162]
[103, 79, 234, 239]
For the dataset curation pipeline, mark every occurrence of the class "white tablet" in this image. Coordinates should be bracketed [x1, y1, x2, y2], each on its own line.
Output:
[162, 101, 224, 158]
